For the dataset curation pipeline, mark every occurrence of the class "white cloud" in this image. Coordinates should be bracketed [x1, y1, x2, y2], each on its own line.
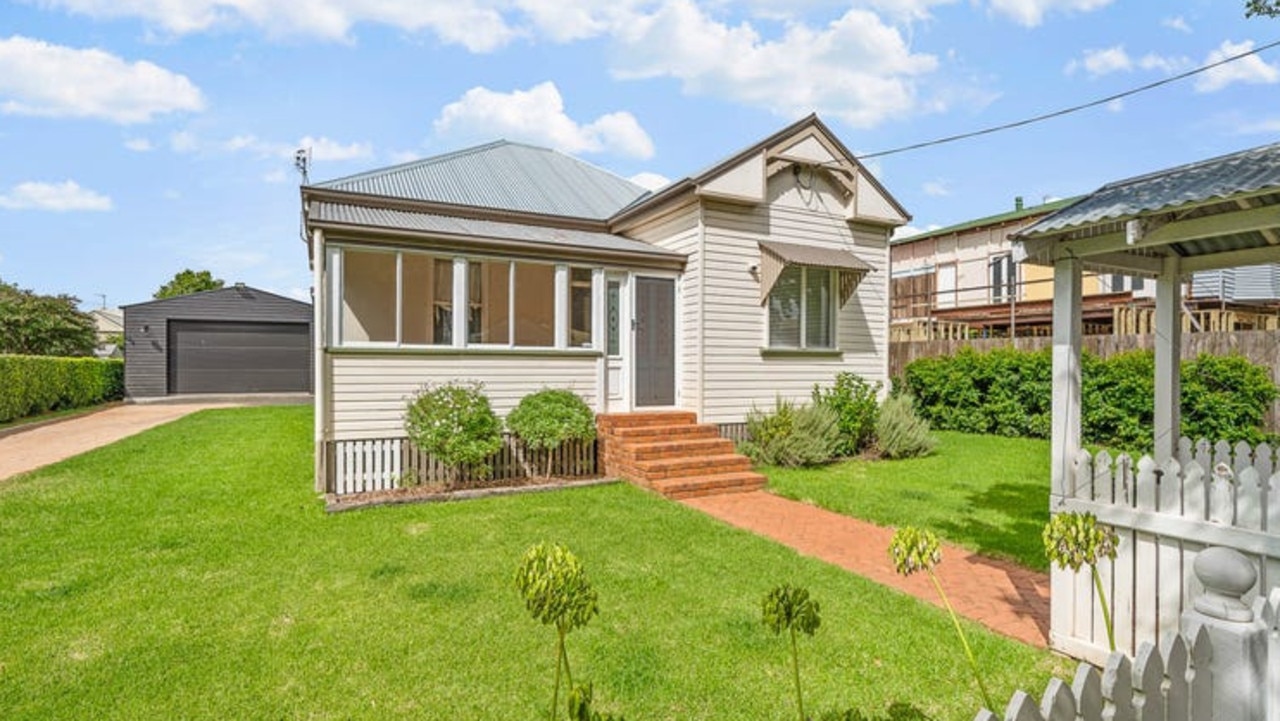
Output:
[36, 0, 516, 52]
[922, 179, 950, 197]
[1066, 46, 1132, 77]
[1162, 16, 1191, 33]
[387, 150, 424, 164]
[1138, 53, 1191, 74]
[434, 81, 655, 159]
[220, 133, 372, 161]
[169, 130, 199, 153]
[262, 168, 288, 183]
[892, 223, 940, 240]
[0, 36, 203, 123]
[628, 172, 671, 191]
[1106, 98, 1124, 112]
[1195, 39, 1280, 93]
[986, 0, 1114, 27]
[611, 3, 937, 128]
[124, 137, 154, 152]
[0, 180, 113, 212]
[1237, 118, 1280, 134]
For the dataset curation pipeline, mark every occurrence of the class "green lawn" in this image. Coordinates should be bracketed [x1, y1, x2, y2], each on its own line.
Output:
[0, 408, 1063, 720]
[765, 431, 1052, 572]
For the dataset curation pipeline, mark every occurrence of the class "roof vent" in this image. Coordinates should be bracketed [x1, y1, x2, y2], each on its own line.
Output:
[1015, 196, 1024, 211]
[234, 282, 245, 288]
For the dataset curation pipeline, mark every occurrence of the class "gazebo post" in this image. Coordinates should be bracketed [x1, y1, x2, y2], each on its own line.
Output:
[1050, 255, 1083, 498]
[1153, 255, 1182, 464]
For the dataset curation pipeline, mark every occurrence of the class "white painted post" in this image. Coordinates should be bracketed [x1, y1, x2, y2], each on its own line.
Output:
[312, 228, 327, 493]
[554, 264, 569, 349]
[1153, 255, 1181, 464]
[452, 257, 468, 347]
[1181, 547, 1268, 721]
[1051, 256, 1083, 499]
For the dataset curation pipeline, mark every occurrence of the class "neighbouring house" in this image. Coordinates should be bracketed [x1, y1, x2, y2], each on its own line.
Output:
[892, 189, 1280, 340]
[303, 114, 909, 494]
[123, 284, 313, 399]
[88, 307, 124, 358]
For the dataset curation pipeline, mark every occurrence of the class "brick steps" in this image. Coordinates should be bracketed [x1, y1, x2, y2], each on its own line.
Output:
[597, 412, 765, 499]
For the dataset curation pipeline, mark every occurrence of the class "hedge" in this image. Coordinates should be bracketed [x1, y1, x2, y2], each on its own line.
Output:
[900, 346, 1278, 451]
[0, 354, 124, 424]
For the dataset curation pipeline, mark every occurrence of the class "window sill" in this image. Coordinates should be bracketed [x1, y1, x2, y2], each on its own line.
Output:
[759, 348, 844, 359]
[329, 346, 602, 358]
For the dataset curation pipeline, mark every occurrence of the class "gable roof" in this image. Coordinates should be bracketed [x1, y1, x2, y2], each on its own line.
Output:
[312, 141, 648, 221]
[122, 284, 310, 311]
[612, 113, 910, 226]
[893, 196, 1080, 245]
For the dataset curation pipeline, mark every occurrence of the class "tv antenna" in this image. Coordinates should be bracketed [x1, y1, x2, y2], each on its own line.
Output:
[294, 147, 312, 184]
[95, 293, 107, 309]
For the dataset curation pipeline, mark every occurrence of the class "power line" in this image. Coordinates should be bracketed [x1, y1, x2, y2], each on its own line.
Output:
[859, 37, 1280, 160]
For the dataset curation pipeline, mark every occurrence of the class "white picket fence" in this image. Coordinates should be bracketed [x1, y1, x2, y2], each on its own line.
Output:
[1051, 438, 1280, 663]
[978, 626, 1213, 721]
[332, 438, 403, 495]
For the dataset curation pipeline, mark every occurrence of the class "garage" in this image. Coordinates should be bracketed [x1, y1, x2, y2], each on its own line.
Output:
[168, 320, 310, 394]
[123, 284, 313, 399]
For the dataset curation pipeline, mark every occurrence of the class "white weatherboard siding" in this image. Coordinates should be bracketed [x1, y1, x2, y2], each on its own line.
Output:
[699, 172, 889, 424]
[624, 200, 702, 413]
[329, 353, 598, 438]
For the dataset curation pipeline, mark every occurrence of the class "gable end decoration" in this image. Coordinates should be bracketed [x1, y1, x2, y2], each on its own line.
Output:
[757, 240, 874, 306]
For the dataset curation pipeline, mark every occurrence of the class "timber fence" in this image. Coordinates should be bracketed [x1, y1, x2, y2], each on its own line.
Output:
[327, 433, 599, 495]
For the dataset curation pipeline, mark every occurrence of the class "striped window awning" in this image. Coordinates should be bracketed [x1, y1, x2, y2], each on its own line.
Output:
[758, 240, 875, 305]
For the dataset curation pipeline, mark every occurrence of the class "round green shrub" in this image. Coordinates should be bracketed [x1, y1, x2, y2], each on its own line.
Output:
[812, 372, 881, 456]
[740, 397, 839, 467]
[404, 381, 503, 479]
[506, 388, 596, 477]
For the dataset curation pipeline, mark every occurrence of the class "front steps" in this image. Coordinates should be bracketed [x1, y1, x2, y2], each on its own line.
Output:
[597, 412, 766, 499]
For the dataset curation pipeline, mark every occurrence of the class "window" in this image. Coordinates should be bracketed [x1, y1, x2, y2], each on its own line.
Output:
[768, 266, 835, 349]
[341, 250, 396, 343]
[990, 254, 1016, 304]
[606, 280, 621, 356]
[569, 268, 593, 348]
[935, 264, 957, 309]
[332, 247, 598, 351]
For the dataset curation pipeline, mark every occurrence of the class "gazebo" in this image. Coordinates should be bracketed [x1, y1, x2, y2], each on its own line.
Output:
[1012, 141, 1280, 665]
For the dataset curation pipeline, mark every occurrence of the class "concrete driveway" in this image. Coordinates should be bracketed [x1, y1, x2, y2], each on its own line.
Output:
[0, 403, 234, 482]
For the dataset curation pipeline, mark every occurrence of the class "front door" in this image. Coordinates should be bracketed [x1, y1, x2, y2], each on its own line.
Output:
[634, 276, 675, 407]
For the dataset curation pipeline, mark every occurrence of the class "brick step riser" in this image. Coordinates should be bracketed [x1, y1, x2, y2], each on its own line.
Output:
[633, 462, 753, 481]
[656, 475, 767, 499]
[613, 440, 737, 462]
[604, 425, 720, 441]
[597, 413, 698, 431]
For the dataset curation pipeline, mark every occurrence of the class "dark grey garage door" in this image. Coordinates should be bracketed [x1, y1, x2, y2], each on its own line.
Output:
[168, 321, 310, 394]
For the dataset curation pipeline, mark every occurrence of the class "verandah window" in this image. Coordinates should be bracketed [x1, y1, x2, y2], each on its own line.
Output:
[333, 246, 595, 350]
[768, 266, 835, 349]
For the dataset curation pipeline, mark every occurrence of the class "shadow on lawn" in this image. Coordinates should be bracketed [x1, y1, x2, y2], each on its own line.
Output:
[814, 701, 930, 720]
[935, 481, 1048, 571]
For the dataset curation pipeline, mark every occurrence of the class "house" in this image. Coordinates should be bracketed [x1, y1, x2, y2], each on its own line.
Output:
[88, 307, 123, 358]
[303, 114, 908, 494]
[123, 284, 313, 399]
[892, 190, 1280, 340]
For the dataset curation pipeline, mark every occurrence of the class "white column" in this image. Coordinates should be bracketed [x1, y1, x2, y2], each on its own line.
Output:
[452, 257, 468, 347]
[592, 268, 606, 413]
[554, 264, 569, 349]
[1050, 255, 1083, 499]
[1154, 255, 1182, 464]
[311, 228, 326, 493]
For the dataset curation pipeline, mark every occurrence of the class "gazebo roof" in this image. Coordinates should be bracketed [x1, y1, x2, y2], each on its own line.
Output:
[1014, 142, 1280, 276]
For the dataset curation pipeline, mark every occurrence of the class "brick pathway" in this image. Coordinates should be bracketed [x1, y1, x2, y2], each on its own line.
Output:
[682, 491, 1050, 647]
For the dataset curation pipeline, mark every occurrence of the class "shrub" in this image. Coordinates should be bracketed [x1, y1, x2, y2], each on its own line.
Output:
[813, 372, 881, 456]
[740, 398, 840, 467]
[0, 355, 123, 423]
[875, 394, 936, 459]
[507, 388, 597, 478]
[403, 381, 503, 480]
[902, 347, 1278, 452]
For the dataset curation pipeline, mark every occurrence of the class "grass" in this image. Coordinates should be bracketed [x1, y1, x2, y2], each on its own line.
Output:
[765, 431, 1052, 572]
[0, 407, 1066, 720]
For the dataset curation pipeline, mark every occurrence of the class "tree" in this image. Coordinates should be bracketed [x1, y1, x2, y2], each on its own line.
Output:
[1246, 0, 1280, 16]
[154, 269, 224, 299]
[0, 278, 97, 356]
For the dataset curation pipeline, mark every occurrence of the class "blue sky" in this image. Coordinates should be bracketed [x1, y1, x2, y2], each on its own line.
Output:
[1, 0, 1277, 309]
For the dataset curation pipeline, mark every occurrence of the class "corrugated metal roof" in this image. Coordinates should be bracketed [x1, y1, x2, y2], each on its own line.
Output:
[893, 196, 1080, 245]
[1021, 142, 1280, 235]
[310, 202, 684, 260]
[311, 141, 648, 221]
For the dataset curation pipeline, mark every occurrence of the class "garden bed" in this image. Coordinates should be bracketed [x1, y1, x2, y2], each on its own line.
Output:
[325, 475, 616, 512]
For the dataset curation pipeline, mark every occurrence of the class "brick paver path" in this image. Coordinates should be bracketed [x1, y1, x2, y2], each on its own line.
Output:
[0, 403, 232, 482]
[683, 491, 1050, 647]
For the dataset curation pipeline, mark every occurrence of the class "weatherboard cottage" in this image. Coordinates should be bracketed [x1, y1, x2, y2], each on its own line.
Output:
[302, 115, 909, 493]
